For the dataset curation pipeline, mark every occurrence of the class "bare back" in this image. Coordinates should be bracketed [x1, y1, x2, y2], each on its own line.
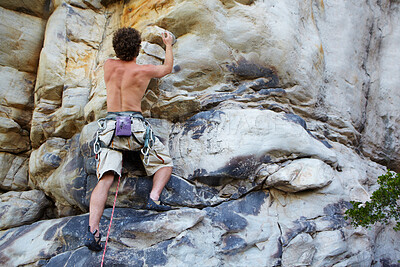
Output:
[104, 32, 173, 112]
[104, 59, 154, 112]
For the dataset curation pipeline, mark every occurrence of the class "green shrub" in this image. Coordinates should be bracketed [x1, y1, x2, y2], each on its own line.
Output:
[345, 170, 400, 231]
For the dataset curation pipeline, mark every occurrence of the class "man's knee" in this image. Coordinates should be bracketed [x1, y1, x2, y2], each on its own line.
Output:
[157, 166, 172, 174]
[98, 171, 115, 188]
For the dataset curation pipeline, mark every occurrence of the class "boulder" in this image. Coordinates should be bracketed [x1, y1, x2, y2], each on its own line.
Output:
[0, 117, 30, 153]
[30, 135, 88, 216]
[31, 3, 106, 148]
[170, 108, 337, 183]
[0, 207, 206, 266]
[0, 66, 35, 129]
[312, 230, 349, 266]
[30, 137, 67, 183]
[282, 233, 316, 266]
[0, 190, 51, 230]
[0, 7, 46, 73]
[264, 158, 334, 192]
[0, 0, 53, 18]
[0, 152, 29, 191]
[1, 187, 394, 266]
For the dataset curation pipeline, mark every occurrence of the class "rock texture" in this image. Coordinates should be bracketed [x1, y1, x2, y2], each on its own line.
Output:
[0, 152, 29, 191]
[0, 7, 46, 73]
[264, 158, 334, 192]
[0, 0, 399, 266]
[0, 190, 51, 230]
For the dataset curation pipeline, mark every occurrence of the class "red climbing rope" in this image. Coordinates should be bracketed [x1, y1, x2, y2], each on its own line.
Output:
[101, 174, 121, 267]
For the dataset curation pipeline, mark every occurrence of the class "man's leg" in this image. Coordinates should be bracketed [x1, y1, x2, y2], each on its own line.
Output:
[149, 166, 172, 201]
[89, 171, 115, 234]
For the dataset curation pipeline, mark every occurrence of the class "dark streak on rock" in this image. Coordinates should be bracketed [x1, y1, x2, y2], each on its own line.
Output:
[190, 155, 271, 184]
[44, 221, 65, 241]
[200, 93, 236, 111]
[181, 110, 225, 139]
[226, 58, 279, 87]
[221, 234, 247, 255]
[43, 153, 62, 168]
[283, 113, 307, 130]
[281, 216, 316, 246]
[284, 113, 333, 149]
[206, 207, 248, 232]
[61, 216, 90, 251]
[322, 201, 352, 230]
[319, 139, 333, 149]
[66, 4, 84, 20]
[205, 191, 267, 232]
[144, 240, 172, 267]
[258, 88, 286, 95]
[163, 175, 219, 207]
[235, 191, 267, 216]
[170, 235, 196, 249]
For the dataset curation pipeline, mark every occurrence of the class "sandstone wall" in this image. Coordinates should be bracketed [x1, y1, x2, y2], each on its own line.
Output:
[0, 0, 399, 266]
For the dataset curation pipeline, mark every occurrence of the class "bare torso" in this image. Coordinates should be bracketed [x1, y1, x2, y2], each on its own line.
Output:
[104, 59, 154, 112]
[104, 32, 174, 113]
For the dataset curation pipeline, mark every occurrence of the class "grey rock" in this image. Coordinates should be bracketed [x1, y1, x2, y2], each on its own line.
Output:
[0, 152, 29, 191]
[171, 108, 337, 182]
[1, 0, 400, 266]
[0, 7, 46, 73]
[0, 190, 51, 230]
[0, 0, 53, 18]
[265, 158, 334, 192]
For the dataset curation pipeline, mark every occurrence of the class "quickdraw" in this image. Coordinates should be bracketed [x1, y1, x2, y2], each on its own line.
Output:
[93, 118, 106, 157]
[141, 123, 155, 166]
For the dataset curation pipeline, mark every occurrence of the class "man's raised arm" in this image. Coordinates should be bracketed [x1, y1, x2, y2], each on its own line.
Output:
[149, 32, 174, 78]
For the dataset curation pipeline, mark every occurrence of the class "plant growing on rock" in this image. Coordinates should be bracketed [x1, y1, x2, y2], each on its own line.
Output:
[345, 170, 400, 231]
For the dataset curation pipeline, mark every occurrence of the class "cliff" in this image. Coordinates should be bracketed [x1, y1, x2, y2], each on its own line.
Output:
[0, 0, 399, 266]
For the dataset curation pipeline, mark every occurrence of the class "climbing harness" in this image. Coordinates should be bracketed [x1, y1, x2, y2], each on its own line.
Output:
[100, 173, 121, 267]
[93, 114, 155, 165]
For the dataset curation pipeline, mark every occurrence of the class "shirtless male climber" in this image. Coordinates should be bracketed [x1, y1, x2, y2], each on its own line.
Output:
[84, 27, 175, 251]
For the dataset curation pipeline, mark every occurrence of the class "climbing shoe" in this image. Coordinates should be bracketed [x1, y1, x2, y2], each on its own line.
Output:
[146, 198, 172, 211]
[84, 226, 103, 252]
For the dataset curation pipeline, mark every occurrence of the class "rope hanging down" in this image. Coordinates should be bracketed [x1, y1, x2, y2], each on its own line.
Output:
[100, 174, 121, 267]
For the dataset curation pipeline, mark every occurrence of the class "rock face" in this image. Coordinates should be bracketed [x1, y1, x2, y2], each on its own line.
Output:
[264, 158, 334, 192]
[0, 0, 399, 266]
[0, 190, 51, 230]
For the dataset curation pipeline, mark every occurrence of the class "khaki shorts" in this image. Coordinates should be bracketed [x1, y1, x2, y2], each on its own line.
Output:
[95, 112, 173, 179]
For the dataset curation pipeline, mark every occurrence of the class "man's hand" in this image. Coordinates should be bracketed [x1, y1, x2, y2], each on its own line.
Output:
[146, 31, 174, 78]
[162, 32, 174, 47]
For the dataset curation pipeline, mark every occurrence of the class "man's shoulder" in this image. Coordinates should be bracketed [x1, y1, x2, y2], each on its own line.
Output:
[104, 58, 118, 70]
[105, 58, 119, 65]
[136, 64, 159, 75]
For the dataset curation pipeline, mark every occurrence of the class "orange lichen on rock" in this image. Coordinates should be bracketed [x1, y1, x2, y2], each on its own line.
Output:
[313, 44, 325, 74]
[121, 0, 175, 31]
[66, 49, 96, 79]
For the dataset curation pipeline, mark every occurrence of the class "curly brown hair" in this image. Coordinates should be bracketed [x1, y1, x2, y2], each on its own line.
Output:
[112, 27, 141, 61]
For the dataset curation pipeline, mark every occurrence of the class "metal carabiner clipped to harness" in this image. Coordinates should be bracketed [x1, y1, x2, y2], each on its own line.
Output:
[141, 124, 154, 165]
[94, 118, 107, 156]
[93, 132, 101, 155]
